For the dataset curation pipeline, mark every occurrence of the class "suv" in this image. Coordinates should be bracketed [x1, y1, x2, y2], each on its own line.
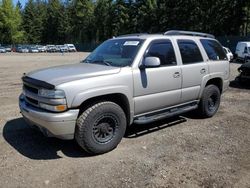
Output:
[19, 30, 230, 154]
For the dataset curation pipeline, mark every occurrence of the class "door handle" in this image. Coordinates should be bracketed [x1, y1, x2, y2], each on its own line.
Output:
[200, 68, 206, 74]
[173, 72, 180, 78]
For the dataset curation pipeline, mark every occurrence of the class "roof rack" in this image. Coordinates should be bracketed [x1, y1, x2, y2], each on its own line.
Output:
[117, 33, 148, 38]
[164, 30, 215, 38]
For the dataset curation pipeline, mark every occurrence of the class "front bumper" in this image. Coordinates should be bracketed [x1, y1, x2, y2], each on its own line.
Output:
[19, 95, 79, 140]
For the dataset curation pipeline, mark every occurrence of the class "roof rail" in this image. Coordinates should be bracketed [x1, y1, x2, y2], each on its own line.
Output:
[117, 33, 148, 38]
[164, 30, 215, 38]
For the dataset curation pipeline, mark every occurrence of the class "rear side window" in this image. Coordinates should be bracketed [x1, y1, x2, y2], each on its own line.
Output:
[244, 47, 248, 53]
[200, 39, 227, 60]
[146, 40, 176, 66]
[177, 40, 203, 64]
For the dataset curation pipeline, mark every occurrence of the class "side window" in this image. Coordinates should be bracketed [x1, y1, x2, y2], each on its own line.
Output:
[200, 39, 227, 60]
[146, 41, 176, 66]
[244, 47, 248, 53]
[177, 40, 203, 64]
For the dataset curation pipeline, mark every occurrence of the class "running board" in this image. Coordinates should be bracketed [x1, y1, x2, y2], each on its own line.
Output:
[134, 102, 198, 124]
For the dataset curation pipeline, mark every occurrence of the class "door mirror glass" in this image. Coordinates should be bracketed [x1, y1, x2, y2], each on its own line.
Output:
[141, 57, 160, 69]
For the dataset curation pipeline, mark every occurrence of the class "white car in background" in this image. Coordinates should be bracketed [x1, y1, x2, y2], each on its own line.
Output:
[17, 47, 29, 53]
[37, 45, 47, 52]
[223, 47, 233, 61]
[65, 44, 77, 52]
[57, 45, 68, 52]
[235, 41, 250, 63]
[0, 47, 6, 53]
[29, 47, 39, 53]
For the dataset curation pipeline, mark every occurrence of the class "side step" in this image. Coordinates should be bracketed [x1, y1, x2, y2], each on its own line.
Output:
[134, 102, 198, 124]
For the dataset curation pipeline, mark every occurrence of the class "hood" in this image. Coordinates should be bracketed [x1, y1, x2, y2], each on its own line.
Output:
[26, 63, 121, 86]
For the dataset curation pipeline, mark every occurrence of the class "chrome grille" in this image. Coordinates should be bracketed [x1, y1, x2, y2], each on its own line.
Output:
[22, 79, 66, 110]
[26, 96, 38, 106]
[23, 82, 40, 108]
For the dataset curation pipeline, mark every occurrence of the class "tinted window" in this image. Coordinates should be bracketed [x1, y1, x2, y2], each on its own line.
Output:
[200, 39, 227, 60]
[146, 41, 176, 66]
[177, 40, 203, 64]
[244, 47, 248, 53]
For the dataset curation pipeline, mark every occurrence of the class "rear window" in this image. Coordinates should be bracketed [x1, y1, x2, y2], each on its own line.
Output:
[200, 39, 227, 60]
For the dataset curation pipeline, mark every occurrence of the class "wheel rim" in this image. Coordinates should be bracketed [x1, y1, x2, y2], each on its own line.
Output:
[92, 115, 118, 143]
[207, 93, 219, 112]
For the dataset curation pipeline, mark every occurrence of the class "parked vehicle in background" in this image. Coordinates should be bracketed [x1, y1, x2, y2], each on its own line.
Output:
[223, 47, 233, 61]
[17, 47, 29, 53]
[235, 42, 250, 63]
[29, 46, 39, 53]
[46, 45, 57, 52]
[57, 45, 68, 52]
[19, 30, 230, 154]
[238, 62, 250, 83]
[65, 44, 77, 52]
[4, 45, 12, 52]
[37, 45, 47, 52]
[0, 47, 6, 53]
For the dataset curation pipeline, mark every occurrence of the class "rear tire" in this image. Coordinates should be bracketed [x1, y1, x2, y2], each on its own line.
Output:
[75, 101, 126, 154]
[198, 85, 221, 118]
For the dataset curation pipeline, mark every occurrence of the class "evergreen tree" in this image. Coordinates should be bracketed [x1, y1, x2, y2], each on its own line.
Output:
[0, 0, 24, 44]
[70, 0, 94, 43]
[22, 0, 46, 43]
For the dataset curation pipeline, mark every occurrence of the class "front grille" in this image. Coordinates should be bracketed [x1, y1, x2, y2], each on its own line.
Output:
[24, 84, 38, 94]
[22, 77, 65, 112]
[23, 81, 40, 108]
[26, 96, 38, 105]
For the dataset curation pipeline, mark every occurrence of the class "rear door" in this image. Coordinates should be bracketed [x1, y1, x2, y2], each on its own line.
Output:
[177, 39, 208, 103]
[200, 39, 229, 84]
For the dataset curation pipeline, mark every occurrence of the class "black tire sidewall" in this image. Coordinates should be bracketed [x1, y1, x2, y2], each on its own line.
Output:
[200, 85, 221, 117]
[76, 102, 126, 154]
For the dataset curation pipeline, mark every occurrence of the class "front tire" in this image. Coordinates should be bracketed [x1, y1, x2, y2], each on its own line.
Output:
[198, 85, 221, 118]
[75, 101, 127, 154]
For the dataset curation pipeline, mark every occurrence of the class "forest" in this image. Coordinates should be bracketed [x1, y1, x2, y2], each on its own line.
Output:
[0, 0, 249, 45]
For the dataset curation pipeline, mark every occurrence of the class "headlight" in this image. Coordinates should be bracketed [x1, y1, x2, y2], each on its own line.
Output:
[39, 103, 67, 112]
[38, 89, 65, 99]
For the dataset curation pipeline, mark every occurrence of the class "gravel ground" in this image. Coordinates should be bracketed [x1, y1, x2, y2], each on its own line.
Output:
[0, 53, 249, 188]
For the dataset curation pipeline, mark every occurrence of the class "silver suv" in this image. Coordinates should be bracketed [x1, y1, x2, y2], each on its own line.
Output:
[19, 30, 230, 154]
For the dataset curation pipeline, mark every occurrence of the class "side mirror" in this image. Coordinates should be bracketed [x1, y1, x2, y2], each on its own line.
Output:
[140, 56, 160, 69]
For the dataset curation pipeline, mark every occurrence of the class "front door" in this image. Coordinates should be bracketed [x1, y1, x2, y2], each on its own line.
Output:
[133, 39, 182, 115]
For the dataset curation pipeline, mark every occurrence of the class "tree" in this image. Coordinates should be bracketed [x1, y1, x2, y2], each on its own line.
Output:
[94, 0, 112, 42]
[22, 0, 47, 43]
[0, 0, 24, 44]
[70, 0, 94, 43]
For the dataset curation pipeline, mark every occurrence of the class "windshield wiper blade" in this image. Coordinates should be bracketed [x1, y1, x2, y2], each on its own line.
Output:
[90, 60, 112, 66]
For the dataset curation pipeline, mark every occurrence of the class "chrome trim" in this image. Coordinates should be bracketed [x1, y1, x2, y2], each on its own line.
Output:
[22, 79, 66, 111]
[23, 88, 66, 105]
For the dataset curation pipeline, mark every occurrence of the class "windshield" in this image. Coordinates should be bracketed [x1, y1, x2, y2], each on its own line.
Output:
[248, 47, 250, 53]
[82, 38, 144, 67]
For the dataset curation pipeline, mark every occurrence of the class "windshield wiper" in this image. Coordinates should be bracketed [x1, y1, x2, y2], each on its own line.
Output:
[90, 60, 112, 66]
